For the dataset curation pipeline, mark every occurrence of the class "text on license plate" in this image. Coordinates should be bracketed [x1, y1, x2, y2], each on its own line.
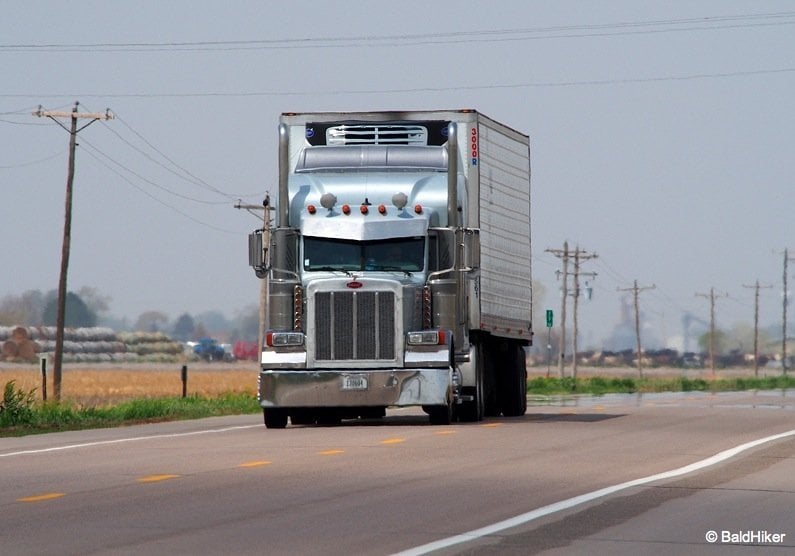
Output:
[341, 375, 368, 391]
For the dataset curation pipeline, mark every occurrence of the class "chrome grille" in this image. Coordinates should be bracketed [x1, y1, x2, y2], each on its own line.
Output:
[326, 125, 427, 145]
[315, 291, 395, 361]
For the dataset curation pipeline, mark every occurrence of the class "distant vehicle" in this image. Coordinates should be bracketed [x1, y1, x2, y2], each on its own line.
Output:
[193, 337, 226, 362]
[248, 110, 532, 428]
[233, 340, 259, 361]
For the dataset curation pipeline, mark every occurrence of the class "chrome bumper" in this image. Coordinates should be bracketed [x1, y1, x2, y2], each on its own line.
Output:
[258, 368, 452, 408]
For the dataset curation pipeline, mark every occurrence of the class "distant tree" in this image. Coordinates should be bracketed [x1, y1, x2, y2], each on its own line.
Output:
[235, 305, 260, 342]
[193, 322, 209, 339]
[195, 310, 231, 335]
[77, 286, 111, 318]
[172, 313, 195, 342]
[134, 311, 169, 333]
[42, 291, 97, 327]
[0, 290, 45, 325]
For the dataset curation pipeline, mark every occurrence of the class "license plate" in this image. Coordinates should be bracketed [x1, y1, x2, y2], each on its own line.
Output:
[341, 375, 368, 391]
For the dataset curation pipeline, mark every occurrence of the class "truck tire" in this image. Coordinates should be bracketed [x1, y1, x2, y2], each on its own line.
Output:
[263, 408, 288, 429]
[290, 409, 316, 425]
[499, 343, 527, 417]
[428, 402, 453, 425]
[458, 342, 485, 422]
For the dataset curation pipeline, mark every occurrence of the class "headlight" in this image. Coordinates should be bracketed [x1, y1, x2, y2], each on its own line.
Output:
[266, 331, 305, 347]
[406, 330, 446, 346]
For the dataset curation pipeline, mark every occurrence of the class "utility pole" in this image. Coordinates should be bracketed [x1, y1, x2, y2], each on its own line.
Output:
[33, 102, 113, 401]
[742, 280, 772, 377]
[782, 249, 795, 374]
[235, 195, 272, 359]
[695, 287, 729, 377]
[570, 246, 597, 381]
[617, 280, 656, 378]
[546, 242, 596, 380]
[546, 242, 568, 378]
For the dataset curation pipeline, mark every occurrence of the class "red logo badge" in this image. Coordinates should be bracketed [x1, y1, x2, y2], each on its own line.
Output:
[346, 281, 363, 289]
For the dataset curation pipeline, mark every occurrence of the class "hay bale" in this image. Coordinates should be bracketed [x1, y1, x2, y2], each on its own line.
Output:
[2, 340, 20, 359]
[11, 326, 29, 341]
[16, 339, 39, 361]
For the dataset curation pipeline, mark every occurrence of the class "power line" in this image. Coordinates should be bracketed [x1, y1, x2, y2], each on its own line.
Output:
[3, 67, 793, 101]
[2, 11, 793, 52]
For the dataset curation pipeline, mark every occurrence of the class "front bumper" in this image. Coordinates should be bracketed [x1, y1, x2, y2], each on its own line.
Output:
[258, 368, 452, 408]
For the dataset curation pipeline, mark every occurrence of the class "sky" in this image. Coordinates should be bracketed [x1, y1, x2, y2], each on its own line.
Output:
[1, 1, 793, 350]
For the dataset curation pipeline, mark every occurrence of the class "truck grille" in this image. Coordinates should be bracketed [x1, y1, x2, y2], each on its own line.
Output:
[314, 291, 395, 361]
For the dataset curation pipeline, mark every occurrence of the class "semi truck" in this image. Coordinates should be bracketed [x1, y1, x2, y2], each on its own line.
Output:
[248, 109, 532, 428]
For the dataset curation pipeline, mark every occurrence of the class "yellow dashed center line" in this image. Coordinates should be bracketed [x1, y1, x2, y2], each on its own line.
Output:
[481, 423, 502, 428]
[137, 474, 180, 483]
[380, 438, 406, 445]
[434, 429, 456, 435]
[239, 460, 272, 468]
[17, 492, 65, 503]
[318, 449, 345, 456]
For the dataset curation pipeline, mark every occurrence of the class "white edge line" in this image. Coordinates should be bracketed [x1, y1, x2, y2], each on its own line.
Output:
[0, 425, 261, 457]
[394, 428, 795, 556]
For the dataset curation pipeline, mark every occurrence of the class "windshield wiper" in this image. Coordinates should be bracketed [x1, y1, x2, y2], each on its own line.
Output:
[374, 265, 413, 277]
[310, 266, 354, 276]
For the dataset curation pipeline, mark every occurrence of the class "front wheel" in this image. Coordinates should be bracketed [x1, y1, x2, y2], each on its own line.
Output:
[263, 408, 288, 429]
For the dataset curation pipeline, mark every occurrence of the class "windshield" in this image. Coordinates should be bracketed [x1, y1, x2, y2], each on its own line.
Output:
[304, 236, 425, 272]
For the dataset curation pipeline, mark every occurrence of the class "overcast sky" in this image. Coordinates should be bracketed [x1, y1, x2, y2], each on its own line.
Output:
[1, 1, 793, 349]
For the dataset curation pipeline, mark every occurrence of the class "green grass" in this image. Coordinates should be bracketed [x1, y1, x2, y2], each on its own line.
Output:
[1, 386, 260, 437]
[527, 375, 795, 396]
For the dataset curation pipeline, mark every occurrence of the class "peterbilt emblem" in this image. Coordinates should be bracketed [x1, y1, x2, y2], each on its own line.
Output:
[346, 281, 363, 289]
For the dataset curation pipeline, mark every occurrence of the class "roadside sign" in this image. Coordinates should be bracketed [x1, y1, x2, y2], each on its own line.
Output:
[545, 309, 553, 328]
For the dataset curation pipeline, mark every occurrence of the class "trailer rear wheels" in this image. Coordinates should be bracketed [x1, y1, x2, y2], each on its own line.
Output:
[263, 408, 288, 429]
[499, 343, 528, 417]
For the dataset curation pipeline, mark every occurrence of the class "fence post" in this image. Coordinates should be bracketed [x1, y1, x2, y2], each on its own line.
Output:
[181, 365, 188, 398]
[39, 355, 48, 402]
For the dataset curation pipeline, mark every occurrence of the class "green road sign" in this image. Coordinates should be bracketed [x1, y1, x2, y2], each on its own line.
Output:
[545, 309, 553, 328]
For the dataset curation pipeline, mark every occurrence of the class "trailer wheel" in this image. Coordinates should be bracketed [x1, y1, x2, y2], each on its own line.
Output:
[263, 408, 288, 429]
[499, 343, 528, 417]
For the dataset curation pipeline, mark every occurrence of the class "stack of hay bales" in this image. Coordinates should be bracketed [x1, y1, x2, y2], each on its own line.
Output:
[0, 326, 41, 362]
[116, 332, 184, 363]
[0, 326, 185, 363]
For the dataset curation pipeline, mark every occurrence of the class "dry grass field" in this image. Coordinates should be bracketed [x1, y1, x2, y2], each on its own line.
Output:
[0, 362, 259, 407]
[0, 361, 781, 408]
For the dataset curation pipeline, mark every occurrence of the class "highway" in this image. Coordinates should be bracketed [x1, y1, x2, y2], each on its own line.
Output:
[2, 390, 794, 555]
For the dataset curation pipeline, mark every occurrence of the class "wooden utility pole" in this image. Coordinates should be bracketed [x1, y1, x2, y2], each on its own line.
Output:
[546, 242, 568, 378]
[782, 249, 795, 374]
[546, 242, 596, 380]
[617, 280, 656, 378]
[695, 288, 729, 377]
[570, 246, 597, 381]
[33, 102, 113, 401]
[235, 195, 272, 359]
[743, 280, 772, 377]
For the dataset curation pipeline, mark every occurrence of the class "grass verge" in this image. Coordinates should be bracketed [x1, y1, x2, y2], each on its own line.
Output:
[527, 374, 795, 396]
[1, 388, 260, 437]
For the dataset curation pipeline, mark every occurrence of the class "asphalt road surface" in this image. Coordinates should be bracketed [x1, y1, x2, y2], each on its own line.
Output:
[2, 390, 794, 555]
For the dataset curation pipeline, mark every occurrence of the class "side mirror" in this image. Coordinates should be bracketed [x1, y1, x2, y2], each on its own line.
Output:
[463, 229, 480, 271]
[248, 230, 267, 276]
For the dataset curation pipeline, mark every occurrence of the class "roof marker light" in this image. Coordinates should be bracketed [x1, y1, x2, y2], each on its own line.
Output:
[307, 204, 317, 214]
[360, 204, 369, 215]
[414, 204, 423, 214]
[378, 204, 387, 215]
[342, 204, 351, 215]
